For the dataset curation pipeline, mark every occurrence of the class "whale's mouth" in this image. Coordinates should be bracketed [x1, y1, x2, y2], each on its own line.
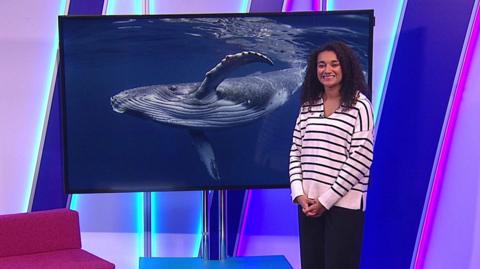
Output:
[111, 96, 127, 113]
[111, 89, 267, 129]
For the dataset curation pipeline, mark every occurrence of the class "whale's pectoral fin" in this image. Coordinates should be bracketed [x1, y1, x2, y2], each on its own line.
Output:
[194, 51, 274, 99]
[189, 129, 220, 180]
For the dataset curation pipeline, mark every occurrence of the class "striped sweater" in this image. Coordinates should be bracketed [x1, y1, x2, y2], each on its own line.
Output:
[289, 92, 374, 211]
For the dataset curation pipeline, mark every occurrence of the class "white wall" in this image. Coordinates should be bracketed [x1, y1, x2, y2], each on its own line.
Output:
[0, 0, 67, 214]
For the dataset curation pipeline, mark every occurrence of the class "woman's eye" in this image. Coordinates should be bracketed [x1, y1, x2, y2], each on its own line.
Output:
[318, 64, 326, 68]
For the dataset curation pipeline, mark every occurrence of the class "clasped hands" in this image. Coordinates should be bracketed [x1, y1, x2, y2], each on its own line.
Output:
[295, 195, 326, 217]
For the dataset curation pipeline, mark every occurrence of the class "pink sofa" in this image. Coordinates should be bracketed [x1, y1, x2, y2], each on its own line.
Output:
[0, 208, 114, 269]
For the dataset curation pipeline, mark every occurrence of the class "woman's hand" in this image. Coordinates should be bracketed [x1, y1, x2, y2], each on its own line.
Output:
[294, 195, 314, 212]
[304, 199, 326, 217]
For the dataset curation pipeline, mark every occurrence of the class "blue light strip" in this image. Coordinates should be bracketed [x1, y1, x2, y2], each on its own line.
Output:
[327, 0, 407, 124]
[326, 0, 333, 11]
[372, 1, 407, 124]
[149, 0, 155, 14]
[134, 0, 144, 14]
[240, 0, 251, 13]
[193, 193, 203, 257]
[27, 0, 68, 212]
[106, 0, 116, 14]
[137, 193, 145, 256]
[69, 194, 78, 210]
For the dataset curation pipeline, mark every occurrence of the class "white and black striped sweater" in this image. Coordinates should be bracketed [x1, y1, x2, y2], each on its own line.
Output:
[289, 93, 374, 211]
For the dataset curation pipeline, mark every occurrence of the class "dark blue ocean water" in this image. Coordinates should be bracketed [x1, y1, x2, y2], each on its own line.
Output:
[61, 13, 371, 192]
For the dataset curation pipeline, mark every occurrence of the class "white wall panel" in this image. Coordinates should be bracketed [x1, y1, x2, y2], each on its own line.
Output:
[0, 0, 66, 214]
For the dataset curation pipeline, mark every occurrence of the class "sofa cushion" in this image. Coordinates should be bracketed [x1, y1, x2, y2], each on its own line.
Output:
[0, 249, 115, 269]
[0, 209, 81, 257]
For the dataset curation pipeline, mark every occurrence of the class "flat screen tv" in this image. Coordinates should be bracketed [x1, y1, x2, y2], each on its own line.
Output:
[59, 10, 374, 193]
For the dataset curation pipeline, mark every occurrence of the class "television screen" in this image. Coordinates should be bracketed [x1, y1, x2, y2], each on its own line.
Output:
[60, 10, 374, 193]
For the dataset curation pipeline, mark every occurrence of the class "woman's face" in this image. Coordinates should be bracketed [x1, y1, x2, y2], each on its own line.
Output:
[317, 50, 342, 91]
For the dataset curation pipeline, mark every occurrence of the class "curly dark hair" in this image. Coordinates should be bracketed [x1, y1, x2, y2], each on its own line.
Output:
[301, 41, 370, 109]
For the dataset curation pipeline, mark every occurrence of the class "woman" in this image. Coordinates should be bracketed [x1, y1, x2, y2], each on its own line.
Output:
[289, 41, 374, 269]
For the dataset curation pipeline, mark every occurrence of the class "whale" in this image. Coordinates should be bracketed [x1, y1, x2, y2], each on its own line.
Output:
[111, 51, 304, 180]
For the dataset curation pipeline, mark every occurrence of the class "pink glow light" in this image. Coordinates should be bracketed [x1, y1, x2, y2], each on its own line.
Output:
[283, 0, 323, 12]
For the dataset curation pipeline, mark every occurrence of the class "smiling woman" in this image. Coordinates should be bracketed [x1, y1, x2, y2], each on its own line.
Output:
[289, 41, 374, 269]
[317, 50, 343, 93]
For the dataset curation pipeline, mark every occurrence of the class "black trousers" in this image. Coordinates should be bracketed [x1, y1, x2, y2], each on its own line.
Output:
[298, 206, 365, 269]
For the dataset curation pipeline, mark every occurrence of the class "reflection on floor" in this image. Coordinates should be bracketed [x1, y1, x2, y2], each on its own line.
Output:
[82, 232, 139, 269]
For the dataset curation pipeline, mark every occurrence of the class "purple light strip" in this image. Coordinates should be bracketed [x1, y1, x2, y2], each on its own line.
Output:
[283, 0, 323, 12]
[283, 0, 293, 12]
[413, 2, 480, 268]
[312, 0, 320, 11]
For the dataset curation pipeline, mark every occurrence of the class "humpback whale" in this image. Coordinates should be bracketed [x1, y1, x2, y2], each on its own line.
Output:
[111, 51, 304, 180]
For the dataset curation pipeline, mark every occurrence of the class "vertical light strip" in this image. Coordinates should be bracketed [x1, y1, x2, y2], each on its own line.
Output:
[412, 2, 479, 269]
[148, 0, 155, 14]
[240, 0, 251, 13]
[137, 193, 145, 256]
[151, 192, 157, 256]
[69, 193, 78, 210]
[193, 196, 203, 257]
[235, 189, 253, 256]
[282, 0, 293, 12]
[27, 0, 69, 212]
[326, 0, 333, 11]
[371, 0, 407, 123]
[106, 0, 116, 14]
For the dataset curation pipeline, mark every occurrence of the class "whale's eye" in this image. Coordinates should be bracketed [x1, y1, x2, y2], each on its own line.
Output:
[168, 86, 177, 91]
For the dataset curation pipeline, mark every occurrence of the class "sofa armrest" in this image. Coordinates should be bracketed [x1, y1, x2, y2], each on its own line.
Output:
[0, 209, 81, 257]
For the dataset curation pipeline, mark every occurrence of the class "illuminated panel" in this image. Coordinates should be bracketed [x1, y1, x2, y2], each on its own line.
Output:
[328, 0, 407, 122]
[283, 0, 320, 11]
[106, 0, 144, 15]
[0, 0, 67, 214]
[412, 2, 480, 268]
[241, 0, 252, 13]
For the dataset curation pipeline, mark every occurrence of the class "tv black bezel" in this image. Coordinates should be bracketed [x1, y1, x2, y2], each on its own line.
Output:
[59, 10, 375, 194]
